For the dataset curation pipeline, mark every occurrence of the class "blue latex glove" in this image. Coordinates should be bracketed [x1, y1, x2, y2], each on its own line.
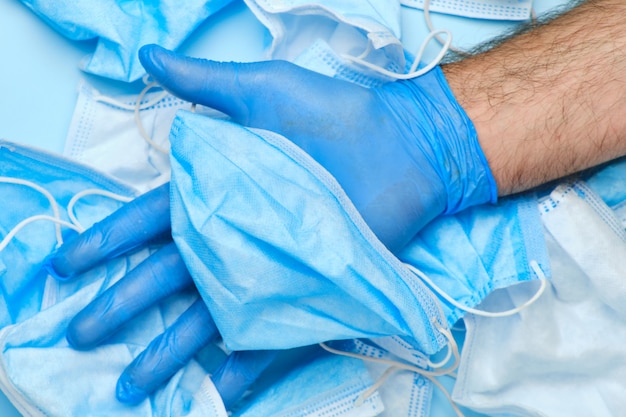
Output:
[45, 183, 274, 407]
[139, 44, 497, 252]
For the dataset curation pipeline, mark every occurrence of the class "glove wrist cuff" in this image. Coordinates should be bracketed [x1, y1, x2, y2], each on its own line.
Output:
[404, 66, 498, 214]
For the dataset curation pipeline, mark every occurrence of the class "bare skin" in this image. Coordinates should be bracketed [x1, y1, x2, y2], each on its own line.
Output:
[444, 0, 626, 195]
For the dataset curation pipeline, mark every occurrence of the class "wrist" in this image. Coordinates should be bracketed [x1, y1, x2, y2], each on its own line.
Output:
[427, 66, 498, 212]
[391, 67, 497, 213]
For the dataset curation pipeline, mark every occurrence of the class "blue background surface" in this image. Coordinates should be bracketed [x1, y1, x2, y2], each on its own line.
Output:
[0, 0, 567, 415]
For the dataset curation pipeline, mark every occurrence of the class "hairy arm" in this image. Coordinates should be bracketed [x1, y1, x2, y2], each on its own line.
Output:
[443, 0, 626, 195]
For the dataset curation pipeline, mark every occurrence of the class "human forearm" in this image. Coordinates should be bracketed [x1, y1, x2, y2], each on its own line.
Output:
[444, 0, 626, 195]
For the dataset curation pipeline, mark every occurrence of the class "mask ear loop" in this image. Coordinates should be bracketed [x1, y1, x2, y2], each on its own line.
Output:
[423, 0, 468, 57]
[93, 75, 171, 154]
[319, 266, 465, 414]
[0, 215, 81, 253]
[341, 27, 452, 80]
[0, 178, 82, 251]
[92, 75, 169, 112]
[319, 323, 466, 417]
[404, 261, 548, 318]
[134, 75, 170, 154]
[66, 189, 134, 232]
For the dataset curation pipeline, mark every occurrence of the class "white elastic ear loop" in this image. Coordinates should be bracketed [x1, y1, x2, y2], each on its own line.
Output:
[0, 177, 63, 246]
[0, 178, 82, 251]
[134, 76, 170, 154]
[66, 189, 134, 232]
[341, 27, 452, 80]
[423, 0, 467, 56]
[319, 272, 464, 413]
[404, 261, 548, 318]
[0, 215, 81, 253]
[0, 180, 135, 257]
[93, 74, 172, 154]
[319, 326, 465, 417]
[93, 75, 169, 111]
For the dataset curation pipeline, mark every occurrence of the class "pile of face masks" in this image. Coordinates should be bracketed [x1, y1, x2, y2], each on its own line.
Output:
[18, 2, 596, 416]
[0, 137, 488, 417]
[0, 141, 230, 416]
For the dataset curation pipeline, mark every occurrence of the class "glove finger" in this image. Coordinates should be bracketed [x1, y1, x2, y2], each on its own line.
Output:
[66, 242, 193, 349]
[46, 182, 171, 280]
[212, 350, 278, 409]
[116, 298, 218, 404]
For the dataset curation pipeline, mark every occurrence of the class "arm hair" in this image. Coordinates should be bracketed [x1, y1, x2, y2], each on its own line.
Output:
[443, 0, 626, 195]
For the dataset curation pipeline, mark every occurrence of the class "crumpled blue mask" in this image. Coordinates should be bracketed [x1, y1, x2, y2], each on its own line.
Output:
[168, 110, 550, 355]
[0, 140, 228, 416]
[18, 0, 234, 82]
[169, 111, 447, 354]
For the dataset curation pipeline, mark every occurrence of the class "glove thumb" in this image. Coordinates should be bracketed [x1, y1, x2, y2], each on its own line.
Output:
[138, 44, 360, 129]
[138, 44, 284, 125]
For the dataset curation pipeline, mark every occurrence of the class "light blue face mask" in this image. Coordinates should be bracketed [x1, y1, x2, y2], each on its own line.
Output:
[0, 140, 228, 417]
[168, 110, 550, 355]
[18, 0, 234, 82]
[169, 110, 449, 354]
[232, 337, 444, 417]
[325, 338, 435, 417]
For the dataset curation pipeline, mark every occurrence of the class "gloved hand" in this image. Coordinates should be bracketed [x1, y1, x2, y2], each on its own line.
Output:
[45, 183, 275, 407]
[139, 44, 498, 252]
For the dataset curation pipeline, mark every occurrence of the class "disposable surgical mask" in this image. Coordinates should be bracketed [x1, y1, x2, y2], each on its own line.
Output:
[169, 111, 450, 354]
[0, 140, 228, 417]
[64, 78, 223, 193]
[233, 338, 437, 417]
[453, 180, 626, 417]
[18, 0, 235, 82]
[401, 0, 534, 21]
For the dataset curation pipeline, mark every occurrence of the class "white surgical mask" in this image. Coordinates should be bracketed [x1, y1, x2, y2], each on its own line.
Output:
[452, 180, 626, 417]
[244, 0, 404, 61]
[64, 78, 224, 193]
